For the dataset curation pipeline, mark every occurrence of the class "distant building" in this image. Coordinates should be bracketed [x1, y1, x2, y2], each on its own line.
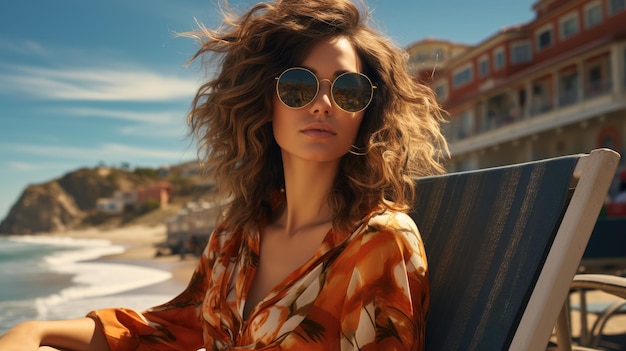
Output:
[406, 38, 471, 79]
[410, 0, 626, 197]
[157, 165, 171, 177]
[96, 182, 171, 214]
[136, 181, 172, 209]
[95, 198, 125, 214]
[162, 200, 223, 256]
[170, 160, 202, 178]
[95, 190, 137, 215]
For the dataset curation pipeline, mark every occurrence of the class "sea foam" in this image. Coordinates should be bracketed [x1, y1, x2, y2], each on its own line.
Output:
[5, 235, 174, 321]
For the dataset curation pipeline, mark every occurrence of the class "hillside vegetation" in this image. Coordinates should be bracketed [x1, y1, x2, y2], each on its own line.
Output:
[0, 165, 213, 235]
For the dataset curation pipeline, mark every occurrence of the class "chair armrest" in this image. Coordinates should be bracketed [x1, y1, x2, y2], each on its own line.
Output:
[570, 274, 626, 299]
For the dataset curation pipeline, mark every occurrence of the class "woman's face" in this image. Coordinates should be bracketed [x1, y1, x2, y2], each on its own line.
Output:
[272, 37, 365, 165]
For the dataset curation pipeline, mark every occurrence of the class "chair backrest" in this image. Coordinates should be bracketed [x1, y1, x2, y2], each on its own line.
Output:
[410, 148, 619, 351]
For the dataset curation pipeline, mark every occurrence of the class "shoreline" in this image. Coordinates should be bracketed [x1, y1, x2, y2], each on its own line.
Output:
[50, 224, 198, 298]
[0, 226, 200, 338]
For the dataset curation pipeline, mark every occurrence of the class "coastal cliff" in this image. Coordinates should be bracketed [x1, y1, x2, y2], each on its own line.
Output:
[0, 181, 83, 234]
[0, 167, 184, 235]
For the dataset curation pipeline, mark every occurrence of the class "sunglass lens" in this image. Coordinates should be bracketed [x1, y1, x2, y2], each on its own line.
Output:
[332, 73, 373, 112]
[277, 69, 318, 108]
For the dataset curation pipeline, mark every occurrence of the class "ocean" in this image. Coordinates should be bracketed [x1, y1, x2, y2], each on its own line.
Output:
[0, 235, 178, 335]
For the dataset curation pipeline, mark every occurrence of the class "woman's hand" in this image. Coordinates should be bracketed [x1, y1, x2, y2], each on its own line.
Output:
[0, 318, 110, 351]
[0, 321, 47, 351]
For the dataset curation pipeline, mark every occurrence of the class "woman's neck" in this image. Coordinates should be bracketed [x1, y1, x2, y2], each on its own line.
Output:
[275, 157, 339, 237]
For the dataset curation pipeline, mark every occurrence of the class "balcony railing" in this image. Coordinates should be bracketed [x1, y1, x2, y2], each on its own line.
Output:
[529, 99, 554, 117]
[446, 78, 614, 142]
[584, 78, 612, 100]
[558, 90, 579, 107]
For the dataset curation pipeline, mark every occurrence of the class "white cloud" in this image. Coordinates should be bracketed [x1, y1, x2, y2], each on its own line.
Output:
[6, 161, 76, 172]
[101, 143, 190, 160]
[48, 106, 191, 137]
[54, 106, 186, 125]
[0, 64, 200, 102]
[118, 124, 190, 138]
[9, 143, 189, 161]
[0, 38, 48, 57]
[6, 161, 42, 171]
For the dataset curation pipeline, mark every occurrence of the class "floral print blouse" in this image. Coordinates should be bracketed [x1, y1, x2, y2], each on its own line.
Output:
[87, 208, 429, 350]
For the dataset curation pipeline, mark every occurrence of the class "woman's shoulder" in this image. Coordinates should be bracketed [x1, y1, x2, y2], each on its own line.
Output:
[366, 209, 419, 236]
[357, 209, 424, 251]
[355, 208, 427, 268]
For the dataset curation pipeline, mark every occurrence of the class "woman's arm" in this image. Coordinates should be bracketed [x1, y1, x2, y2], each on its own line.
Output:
[0, 317, 110, 351]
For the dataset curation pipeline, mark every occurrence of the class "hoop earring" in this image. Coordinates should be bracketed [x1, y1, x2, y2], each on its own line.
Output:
[348, 145, 367, 156]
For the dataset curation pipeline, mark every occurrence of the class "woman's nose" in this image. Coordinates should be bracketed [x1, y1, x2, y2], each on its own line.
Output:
[310, 78, 333, 115]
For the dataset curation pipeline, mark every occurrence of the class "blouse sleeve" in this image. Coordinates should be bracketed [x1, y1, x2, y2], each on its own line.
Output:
[86, 241, 214, 351]
[341, 211, 429, 351]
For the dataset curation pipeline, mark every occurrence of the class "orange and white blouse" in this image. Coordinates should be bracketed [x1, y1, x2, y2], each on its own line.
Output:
[88, 209, 429, 350]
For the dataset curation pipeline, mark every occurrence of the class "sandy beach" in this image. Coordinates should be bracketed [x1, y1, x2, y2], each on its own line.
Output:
[16, 225, 200, 351]
[52, 224, 198, 296]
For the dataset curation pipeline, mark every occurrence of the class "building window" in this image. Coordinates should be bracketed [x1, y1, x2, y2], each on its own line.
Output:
[478, 56, 489, 78]
[434, 81, 448, 100]
[623, 48, 626, 88]
[447, 109, 474, 142]
[486, 93, 511, 129]
[459, 110, 473, 139]
[560, 13, 579, 40]
[510, 41, 532, 65]
[583, 55, 612, 99]
[530, 77, 553, 115]
[559, 70, 579, 107]
[493, 48, 505, 71]
[453, 65, 473, 87]
[536, 26, 553, 50]
[412, 48, 445, 63]
[516, 88, 527, 119]
[435, 49, 444, 61]
[609, 0, 626, 15]
[584, 64, 610, 98]
[584, 2, 603, 28]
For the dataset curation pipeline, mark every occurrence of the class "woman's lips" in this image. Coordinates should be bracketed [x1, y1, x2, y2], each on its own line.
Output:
[301, 128, 336, 138]
[301, 124, 336, 138]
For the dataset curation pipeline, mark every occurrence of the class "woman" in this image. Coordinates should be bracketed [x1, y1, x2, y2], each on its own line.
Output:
[0, 0, 448, 349]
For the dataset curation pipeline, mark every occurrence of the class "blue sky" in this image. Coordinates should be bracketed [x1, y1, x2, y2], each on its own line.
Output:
[0, 0, 535, 221]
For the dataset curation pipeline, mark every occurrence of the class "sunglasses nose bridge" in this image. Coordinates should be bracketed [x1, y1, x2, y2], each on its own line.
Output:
[318, 78, 332, 86]
[317, 78, 333, 95]
[314, 78, 334, 107]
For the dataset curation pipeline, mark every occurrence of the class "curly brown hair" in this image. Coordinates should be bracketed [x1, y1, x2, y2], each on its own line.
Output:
[184, 0, 449, 233]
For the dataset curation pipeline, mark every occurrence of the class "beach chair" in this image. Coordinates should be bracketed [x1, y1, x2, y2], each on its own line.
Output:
[569, 214, 626, 350]
[567, 274, 626, 350]
[409, 148, 620, 350]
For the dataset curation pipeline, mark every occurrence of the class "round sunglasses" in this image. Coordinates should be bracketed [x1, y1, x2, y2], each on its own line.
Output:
[275, 67, 376, 113]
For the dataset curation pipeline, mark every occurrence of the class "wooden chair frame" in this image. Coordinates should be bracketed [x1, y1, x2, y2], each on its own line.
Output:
[410, 148, 620, 350]
[519, 149, 620, 350]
